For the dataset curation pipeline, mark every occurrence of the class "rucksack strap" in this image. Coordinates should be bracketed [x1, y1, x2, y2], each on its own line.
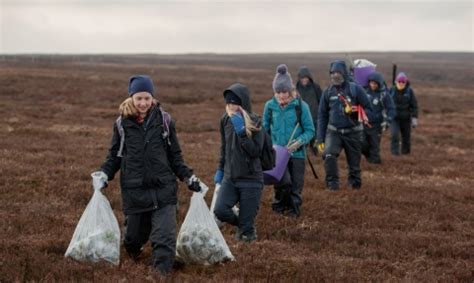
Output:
[115, 107, 172, 158]
[295, 97, 304, 133]
[348, 82, 357, 101]
[268, 98, 304, 135]
[160, 107, 171, 145]
[268, 108, 273, 135]
[116, 116, 125, 157]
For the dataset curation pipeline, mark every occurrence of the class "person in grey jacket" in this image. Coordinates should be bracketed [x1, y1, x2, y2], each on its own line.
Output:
[93, 75, 202, 274]
[213, 83, 264, 242]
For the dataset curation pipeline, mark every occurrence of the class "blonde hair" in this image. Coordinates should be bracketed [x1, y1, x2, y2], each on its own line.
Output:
[226, 105, 261, 137]
[119, 97, 158, 118]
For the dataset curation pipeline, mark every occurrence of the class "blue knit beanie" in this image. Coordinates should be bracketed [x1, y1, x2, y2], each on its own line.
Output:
[272, 64, 293, 93]
[128, 75, 155, 97]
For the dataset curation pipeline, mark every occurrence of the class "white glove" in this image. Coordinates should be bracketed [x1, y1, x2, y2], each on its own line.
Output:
[411, 117, 418, 128]
[91, 171, 108, 190]
[287, 140, 303, 153]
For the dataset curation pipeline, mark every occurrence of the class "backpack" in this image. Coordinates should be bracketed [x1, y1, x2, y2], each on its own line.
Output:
[223, 114, 276, 171]
[116, 107, 172, 157]
[260, 130, 276, 171]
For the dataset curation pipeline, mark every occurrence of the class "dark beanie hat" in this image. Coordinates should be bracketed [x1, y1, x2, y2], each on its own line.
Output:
[224, 91, 242, 105]
[128, 75, 155, 97]
[272, 64, 293, 93]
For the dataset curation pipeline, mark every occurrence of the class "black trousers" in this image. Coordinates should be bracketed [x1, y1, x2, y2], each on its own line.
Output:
[323, 129, 362, 189]
[361, 124, 383, 164]
[124, 205, 176, 274]
[391, 118, 412, 155]
[214, 179, 263, 236]
[272, 158, 305, 216]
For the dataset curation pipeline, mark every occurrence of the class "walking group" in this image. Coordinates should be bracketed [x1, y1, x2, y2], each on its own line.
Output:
[91, 59, 418, 274]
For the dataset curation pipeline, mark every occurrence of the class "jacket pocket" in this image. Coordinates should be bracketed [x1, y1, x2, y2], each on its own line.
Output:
[122, 188, 154, 210]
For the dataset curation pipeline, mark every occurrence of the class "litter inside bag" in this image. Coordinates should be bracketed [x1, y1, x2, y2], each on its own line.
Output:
[65, 173, 121, 265]
[176, 182, 234, 265]
[353, 59, 377, 68]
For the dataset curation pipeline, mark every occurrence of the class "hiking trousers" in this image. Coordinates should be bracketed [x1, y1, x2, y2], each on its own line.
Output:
[391, 118, 412, 155]
[362, 124, 383, 164]
[214, 179, 263, 237]
[272, 158, 306, 216]
[124, 205, 176, 274]
[323, 127, 363, 189]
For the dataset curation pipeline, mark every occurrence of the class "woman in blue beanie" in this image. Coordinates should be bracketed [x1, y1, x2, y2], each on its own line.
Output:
[262, 64, 315, 217]
[92, 75, 203, 274]
[213, 83, 264, 242]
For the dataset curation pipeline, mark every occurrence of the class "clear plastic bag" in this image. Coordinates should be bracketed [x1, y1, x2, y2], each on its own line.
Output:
[176, 182, 235, 265]
[64, 173, 121, 265]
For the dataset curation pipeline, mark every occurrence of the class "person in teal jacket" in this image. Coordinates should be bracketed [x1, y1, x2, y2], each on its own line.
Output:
[262, 64, 315, 217]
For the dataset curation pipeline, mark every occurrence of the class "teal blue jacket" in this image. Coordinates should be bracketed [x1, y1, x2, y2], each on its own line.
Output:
[262, 97, 315, 159]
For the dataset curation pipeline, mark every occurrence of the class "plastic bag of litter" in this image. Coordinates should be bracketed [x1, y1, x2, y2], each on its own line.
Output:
[176, 182, 234, 265]
[210, 183, 239, 228]
[65, 173, 121, 265]
[353, 59, 377, 68]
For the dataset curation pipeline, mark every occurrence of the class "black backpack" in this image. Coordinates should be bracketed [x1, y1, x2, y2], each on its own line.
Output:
[260, 130, 276, 170]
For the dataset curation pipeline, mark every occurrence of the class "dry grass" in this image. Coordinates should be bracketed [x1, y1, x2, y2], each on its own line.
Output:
[0, 53, 473, 282]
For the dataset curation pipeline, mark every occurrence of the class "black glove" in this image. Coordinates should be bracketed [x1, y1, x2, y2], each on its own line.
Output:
[186, 174, 202, 192]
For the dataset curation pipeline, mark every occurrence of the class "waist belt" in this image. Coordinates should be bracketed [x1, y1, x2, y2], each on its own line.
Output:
[328, 124, 363, 134]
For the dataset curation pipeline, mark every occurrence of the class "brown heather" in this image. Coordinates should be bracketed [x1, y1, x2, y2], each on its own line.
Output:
[0, 53, 473, 282]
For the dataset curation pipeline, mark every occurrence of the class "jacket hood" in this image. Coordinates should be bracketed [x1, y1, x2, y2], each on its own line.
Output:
[367, 72, 386, 91]
[223, 83, 252, 112]
[329, 60, 349, 78]
[297, 66, 314, 82]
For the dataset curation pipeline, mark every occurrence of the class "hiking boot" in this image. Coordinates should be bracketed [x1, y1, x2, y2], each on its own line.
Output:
[240, 231, 257, 243]
[287, 212, 299, 218]
[234, 227, 243, 241]
[327, 186, 339, 192]
[127, 247, 144, 262]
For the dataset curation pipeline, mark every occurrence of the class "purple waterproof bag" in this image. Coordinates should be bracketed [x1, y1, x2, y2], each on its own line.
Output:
[354, 66, 376, 87]
[263, 145, 291, 185]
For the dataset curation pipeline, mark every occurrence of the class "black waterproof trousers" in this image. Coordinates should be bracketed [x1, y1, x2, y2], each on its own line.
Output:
[323, 128, 363, 189]
[124, 204, 176, 274]
[390, 118, 412, 155]
[362, 124, 383, 164]
[272, 158, 306, 217]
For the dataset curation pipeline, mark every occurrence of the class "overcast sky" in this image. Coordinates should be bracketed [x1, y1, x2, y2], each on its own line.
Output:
[1, 0, 472, 54]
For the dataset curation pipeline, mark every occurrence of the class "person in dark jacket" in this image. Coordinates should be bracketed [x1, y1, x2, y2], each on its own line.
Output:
[361, 72, 396, 164]
[296, 66, 322, 154]
[92, 75, 203, 274]
[263, 64, 315, 217]
[389, 72, 418, 155]
[317, 60, 373, 191]
[213, 83, 264, 242]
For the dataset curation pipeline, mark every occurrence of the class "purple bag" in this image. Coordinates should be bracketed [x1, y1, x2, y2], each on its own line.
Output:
[263, 145, 291, 185]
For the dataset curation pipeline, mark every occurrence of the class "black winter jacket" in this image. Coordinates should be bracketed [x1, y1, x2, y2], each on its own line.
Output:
[389, 83, 418, 120]
[101, 106, 193, 214]
[296, 66, 322, 128]
[218, 83, 264, 183]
